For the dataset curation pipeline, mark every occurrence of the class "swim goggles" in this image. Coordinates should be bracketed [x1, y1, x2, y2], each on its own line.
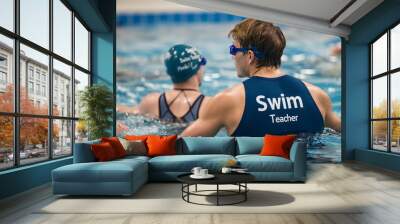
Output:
[200, 56, 207, 65]
[229, 44, 264, 59]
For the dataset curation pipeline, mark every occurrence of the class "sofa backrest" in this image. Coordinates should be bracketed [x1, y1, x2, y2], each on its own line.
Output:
[235, 137, 264, 155]
[178, 137, 236, 155]
[73, 139, 100, 163]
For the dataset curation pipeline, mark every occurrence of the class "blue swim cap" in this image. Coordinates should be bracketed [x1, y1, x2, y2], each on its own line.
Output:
[164, 44, 205, 83]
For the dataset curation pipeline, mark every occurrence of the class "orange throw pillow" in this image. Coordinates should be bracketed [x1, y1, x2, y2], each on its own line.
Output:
[91, 142, 117, 162]
[260, 134, 296, 159]
[124, 135, 149, 141]
[146, 135, 177, 157]
[101, 137, 127, 158]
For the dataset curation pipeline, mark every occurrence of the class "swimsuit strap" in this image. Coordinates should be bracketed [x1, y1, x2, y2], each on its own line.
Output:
[159, 91, 183, 121]
[173, 87, 199, 92]
[181, 90, 196, 120]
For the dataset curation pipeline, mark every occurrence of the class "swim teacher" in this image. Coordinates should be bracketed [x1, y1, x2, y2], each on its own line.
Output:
[181, 19, 341, 137]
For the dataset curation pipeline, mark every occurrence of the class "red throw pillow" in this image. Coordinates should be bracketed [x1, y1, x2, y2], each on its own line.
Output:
[91, 142, 117, 162]
[146, 135, 177, 157]
[259, 134, 296, 159]
[101, 137, 127, 158]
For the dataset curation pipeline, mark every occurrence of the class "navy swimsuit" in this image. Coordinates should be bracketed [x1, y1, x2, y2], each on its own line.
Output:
[159, 89, 205, 123]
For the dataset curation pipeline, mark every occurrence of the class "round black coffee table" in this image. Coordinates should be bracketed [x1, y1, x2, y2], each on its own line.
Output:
[177, 173, 255, 206]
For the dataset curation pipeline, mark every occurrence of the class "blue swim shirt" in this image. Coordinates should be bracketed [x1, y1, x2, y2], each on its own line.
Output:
[231, 75, 324, 137]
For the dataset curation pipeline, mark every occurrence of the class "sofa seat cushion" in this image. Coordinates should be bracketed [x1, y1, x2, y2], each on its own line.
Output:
[236, 155, 293, 172]
[52, 159, 147, 183]
[149, 155, 235, 172]
[116, 155, 150, 163]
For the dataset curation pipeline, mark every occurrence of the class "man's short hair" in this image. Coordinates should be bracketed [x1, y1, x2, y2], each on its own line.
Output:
[228, 19, 286, 68]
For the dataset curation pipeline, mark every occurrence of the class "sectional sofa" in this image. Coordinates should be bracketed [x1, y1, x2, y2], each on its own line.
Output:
[52, 137, 307, 196]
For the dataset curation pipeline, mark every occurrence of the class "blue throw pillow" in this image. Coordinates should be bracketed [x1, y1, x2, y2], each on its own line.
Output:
[180, 137, 235, 155]
[235, 137, 264, 155]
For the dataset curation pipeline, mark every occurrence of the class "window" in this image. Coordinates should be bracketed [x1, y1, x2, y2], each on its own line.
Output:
[42, 85, 46, 97]
[28, 67, 34, 80]
[0, 55, 7, 67]
[391, 24, 400, 70]
[53, 59, 72, 117]
[370, 22, 400, 154]
[0, 34, 13, 113]
[53, 119, 72, 158]
[0, 0, 91, 170]
[35, 70, 41, 81]
[74, 69, 89, 142]
[28, 81, 34, 94]
[0, 71, 6, 85]
[75, 17, 90, 70]
[36, 83, 40, 95]
[53, 0, 72, 60]
[0, 116, 13, 170]
[74, 69, 89, 118]
[0, 0, 14, 32]
[0, 54, 8, 88]
[20, 117, 49, 165]
[20, 0, 49, 49]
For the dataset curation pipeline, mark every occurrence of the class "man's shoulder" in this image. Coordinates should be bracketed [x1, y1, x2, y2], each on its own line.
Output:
[302, 81, 327, 97]
[214, 83, 244, 102]
[302, 81, 331, 109]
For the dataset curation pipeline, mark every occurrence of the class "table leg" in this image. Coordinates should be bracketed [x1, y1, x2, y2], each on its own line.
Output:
[217, 184, 219, 206]
[245, 183, 247, 201]
[195, 184, 197, 192]
[181, 184, 183, 199]
[187, 184, 190, 202]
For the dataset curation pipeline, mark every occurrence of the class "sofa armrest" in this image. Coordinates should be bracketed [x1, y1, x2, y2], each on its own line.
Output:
[73, 140, 100, 163]
[289, 140, 307, 181]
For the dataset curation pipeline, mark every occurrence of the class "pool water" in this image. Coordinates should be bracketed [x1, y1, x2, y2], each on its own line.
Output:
[116, 22, 342, 163]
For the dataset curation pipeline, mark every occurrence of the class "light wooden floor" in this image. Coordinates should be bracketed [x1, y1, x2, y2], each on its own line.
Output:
[1, 162, 400, 224]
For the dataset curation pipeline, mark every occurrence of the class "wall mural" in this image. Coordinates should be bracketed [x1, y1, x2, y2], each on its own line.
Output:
[116, 13, 341, 163]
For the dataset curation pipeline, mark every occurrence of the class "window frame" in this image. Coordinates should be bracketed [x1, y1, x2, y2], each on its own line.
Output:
[0, 0, 92, 171]
[369, 20, 400, 154]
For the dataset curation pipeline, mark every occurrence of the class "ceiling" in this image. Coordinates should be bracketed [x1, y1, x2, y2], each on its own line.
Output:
[167, 0, 384, 38]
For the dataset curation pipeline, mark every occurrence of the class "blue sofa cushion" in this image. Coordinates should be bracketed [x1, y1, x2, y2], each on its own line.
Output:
[236, 155, 293, 172]
[235, 137, 264, 155]
[52, 159, 147, 183]
[179, 137, 235, 155]
[115, 155, 150, 163]
[73, 139, 100, 163]
[149, 154, 235, 172]
[110, 156, 150, 171]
